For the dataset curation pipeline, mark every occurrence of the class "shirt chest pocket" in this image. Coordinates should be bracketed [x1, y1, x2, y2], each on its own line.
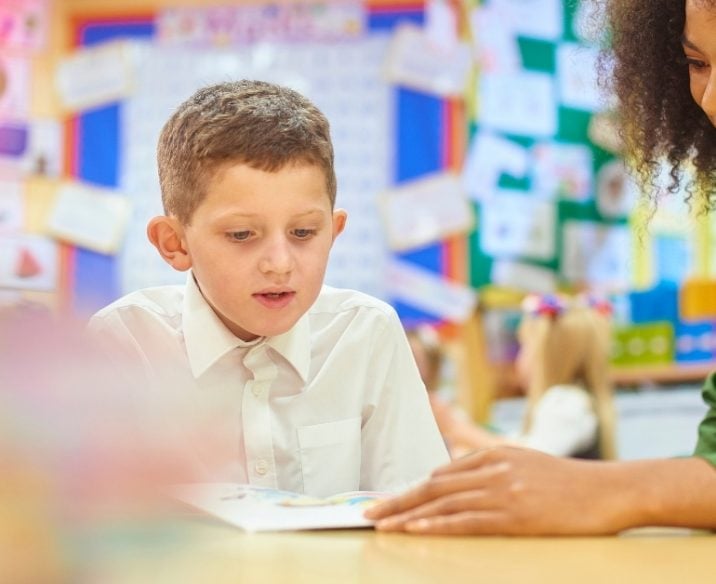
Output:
[297, 417, 361, 498]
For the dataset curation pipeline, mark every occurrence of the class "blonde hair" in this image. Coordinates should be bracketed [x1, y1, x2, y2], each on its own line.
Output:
[518, 301, 616, 459]
[406, 326, 443, 393]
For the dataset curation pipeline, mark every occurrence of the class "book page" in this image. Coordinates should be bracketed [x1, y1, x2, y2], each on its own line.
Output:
[171, 483, 387, 533]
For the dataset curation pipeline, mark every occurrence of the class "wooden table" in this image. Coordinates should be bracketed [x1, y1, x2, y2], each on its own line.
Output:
[95, 522, 714, 584]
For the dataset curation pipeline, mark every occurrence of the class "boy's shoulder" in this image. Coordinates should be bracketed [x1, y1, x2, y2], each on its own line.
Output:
[90, 284, 185, 323]
[311, 286, 398, 321]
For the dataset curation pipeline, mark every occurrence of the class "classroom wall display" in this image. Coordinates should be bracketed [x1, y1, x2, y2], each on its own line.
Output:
[54, 0, 432, 317]
[119, 35, 393, 300]
[464, 0, 629, 295]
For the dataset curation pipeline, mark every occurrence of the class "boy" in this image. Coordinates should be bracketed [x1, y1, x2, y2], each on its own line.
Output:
[88, 80, 449, 497]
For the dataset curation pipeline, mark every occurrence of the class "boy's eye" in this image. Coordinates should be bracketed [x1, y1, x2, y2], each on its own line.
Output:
[292, 228, 317, 239]
[228, 231, 251, 241]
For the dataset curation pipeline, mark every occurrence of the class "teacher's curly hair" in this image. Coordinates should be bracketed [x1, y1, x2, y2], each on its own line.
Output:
[599, 0, 716, 212]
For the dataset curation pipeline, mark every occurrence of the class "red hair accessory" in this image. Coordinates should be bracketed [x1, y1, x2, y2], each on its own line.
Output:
[521, 294, 565, 318]
[580, 294, 613, 317]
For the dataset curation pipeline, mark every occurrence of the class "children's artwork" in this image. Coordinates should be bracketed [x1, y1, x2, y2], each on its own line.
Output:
[0, 0, 48, 53]
[531, 142, 593, 201]
[22, 119, 63, 177]
[0, 180, 24, 234]
[556, 43, 604, 112]
[171, 483, 385, 532]
[491, 0, 563, 41]
[383, 24, 472, 98]
[0, 122, 28, 158]
[462, 132, 529, 201]
[55, 41, 138, 112]
[490, 259, 556, 294]
[596, 159, 639, 218]
[480, 191, 556, 261]
[156, 2, 364, 47]
[379, 172, 474, 251]
[45, 183, 132, 254]
[479, 71, 557, 138]
[560, 221, 631, 291]
[425, 0, 459, 51]
[469, 4, 520, 74]
[0, 119, 62, 177]
[386, 258, 478, 323]
[0, 233, 57, 291]
[0, 54, 30, 119]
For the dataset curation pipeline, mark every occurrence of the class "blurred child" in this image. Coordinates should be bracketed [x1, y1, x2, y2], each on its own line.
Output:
[511, 293, 616, 459]
[87, 80, 448, 497]
[406, 326, 491, 459]
[408, 294, 616, 460]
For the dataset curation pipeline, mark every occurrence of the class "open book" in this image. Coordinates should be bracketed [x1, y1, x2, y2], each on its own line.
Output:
[171, 483, 388, 532]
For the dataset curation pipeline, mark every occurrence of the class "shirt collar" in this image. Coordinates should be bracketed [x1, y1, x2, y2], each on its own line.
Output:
[183, 272, 261, 379]
[265, 311, 311, 383]
[182, 272, 311, 382]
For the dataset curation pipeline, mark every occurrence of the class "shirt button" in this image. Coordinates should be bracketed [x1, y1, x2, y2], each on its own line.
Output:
[255, 459, 268, 476]
[251, 384, 262, 397]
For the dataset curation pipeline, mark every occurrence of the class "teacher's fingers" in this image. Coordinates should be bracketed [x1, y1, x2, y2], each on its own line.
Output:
[365, 467, 497, 520]
[373, 488, 492, 532]
[402, 510, 510, 536]
[431, 446, 525, 477]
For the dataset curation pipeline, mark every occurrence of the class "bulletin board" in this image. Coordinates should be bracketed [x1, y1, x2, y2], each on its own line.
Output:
[464, 0, 627, 296]
[51, 0, 463, 326]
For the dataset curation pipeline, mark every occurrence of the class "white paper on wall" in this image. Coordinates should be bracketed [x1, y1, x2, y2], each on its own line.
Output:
[0, 0, 49, 53]
[491, 0, 563, 41]
[531, 141, 593, 201]
[0, 233, 57, 291]
[386, 258, 478, 323]
[595, 159, 639, 219]
[469, 4, 520, 74]
[463, 132, 529, 201]
[479, 71, 556, 138]
[55, 40, 138, 112]
[379, 172, 475, 251]
[0, 54, 30, 118]
[561, 220, 631, 291]
[46, 183, 131, 254]
[425, 0, 459, 51]
[480, 191, 556, 260]
[557, 43, 604, 112]
[383, 24, 472, 97]
[491, 259, 556, 294]
[0, 180, 24, 235]
[21, 119, 63, 177]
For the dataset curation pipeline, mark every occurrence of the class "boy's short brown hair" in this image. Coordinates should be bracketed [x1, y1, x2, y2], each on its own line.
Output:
[157, 80, 337, 224]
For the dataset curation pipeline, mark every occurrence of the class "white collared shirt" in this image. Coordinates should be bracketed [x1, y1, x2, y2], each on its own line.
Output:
[515, 384, 598, 457]
[88, 274, 448, 497]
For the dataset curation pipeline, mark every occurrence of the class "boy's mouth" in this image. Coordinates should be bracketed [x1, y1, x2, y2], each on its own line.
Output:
[253, 290, 296, 308]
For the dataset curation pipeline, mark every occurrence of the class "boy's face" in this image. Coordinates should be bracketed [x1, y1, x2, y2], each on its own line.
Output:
[181, 161, 346, 341]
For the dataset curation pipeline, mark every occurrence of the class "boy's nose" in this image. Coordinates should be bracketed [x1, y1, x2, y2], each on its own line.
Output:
[258, 239, 294, 275]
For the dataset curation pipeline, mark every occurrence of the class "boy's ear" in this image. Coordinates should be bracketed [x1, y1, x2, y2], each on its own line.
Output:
[147, 216, 192, 271]
[331, 209, 348, 242]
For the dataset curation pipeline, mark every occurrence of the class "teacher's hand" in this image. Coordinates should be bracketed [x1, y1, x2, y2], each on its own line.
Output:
[365, 446, 625, 536]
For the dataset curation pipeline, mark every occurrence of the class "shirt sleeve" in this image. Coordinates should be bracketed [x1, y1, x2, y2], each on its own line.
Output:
[358, 309, 450, 492]
[694, 372, 716, 467]
[517, 385, 598, 457]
